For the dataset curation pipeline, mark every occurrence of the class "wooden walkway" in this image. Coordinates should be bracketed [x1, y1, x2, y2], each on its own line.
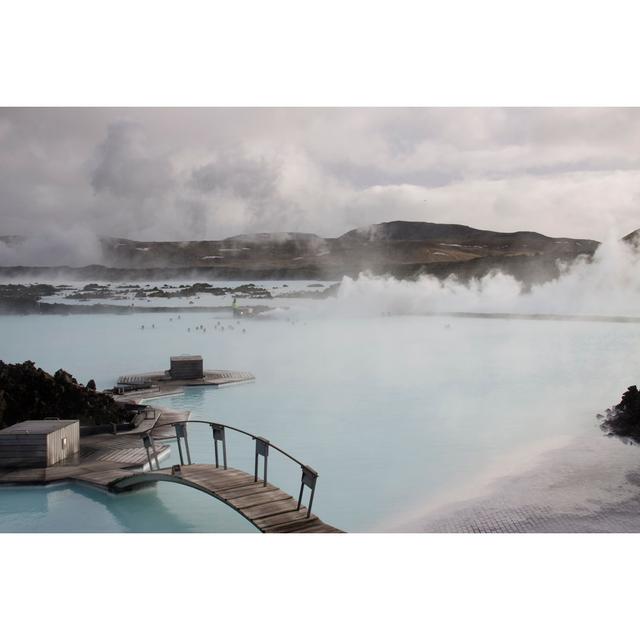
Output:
[81, 464, 341, 533]
[123, 407, 161, 435]
[0, 412, 342, 533]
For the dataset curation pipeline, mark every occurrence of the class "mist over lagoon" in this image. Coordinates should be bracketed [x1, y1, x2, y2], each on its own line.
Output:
[4, 107, 640, 534]
[3, 237, 640, 532]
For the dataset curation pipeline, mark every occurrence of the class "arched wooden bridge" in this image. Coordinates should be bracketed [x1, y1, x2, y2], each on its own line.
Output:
[106, 420, 342, 533]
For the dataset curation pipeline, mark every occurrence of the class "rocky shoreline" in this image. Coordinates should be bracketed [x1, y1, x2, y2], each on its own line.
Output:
[0, 361, 135, 428]
[0, 281, 339, 315]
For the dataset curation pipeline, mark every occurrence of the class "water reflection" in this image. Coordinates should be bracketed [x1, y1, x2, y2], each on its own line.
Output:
[0, 482, 257, 533]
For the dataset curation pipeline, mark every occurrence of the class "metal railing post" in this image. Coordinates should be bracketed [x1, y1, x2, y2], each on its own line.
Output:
[254, 437, 269, 486]
[142, 435, 154, 470]
[174, 423, 185, 465]
[150, 434, 160, 470]
[297, 466, 318, 517]
[264, 453, 268, 488]
[142, 434, 160, 471]
[307, 486, 316, 518]
[182, 423, 192, 465]
[222, 432, 228, 469]
[210, 424, 227, 469]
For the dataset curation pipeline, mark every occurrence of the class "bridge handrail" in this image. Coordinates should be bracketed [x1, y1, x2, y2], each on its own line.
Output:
[147, 419, 314, 469]
[137, 418, 318, 516]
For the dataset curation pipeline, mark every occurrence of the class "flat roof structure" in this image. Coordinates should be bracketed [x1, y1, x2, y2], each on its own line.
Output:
[0, 419, 80, 468]
[169, 355, 204, 380]
[1, 420, 78, 435]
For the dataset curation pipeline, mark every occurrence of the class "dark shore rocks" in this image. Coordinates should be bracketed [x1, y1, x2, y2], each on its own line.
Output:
[0, 281, 277, 314]
[145, 282, 272, 299]
[0, 283, 57, 299]
[0, 284, 58, 313]
[0, 297, 42, 314]
[0, 360, 132, 428]
[56, 281, 274, 303]
[0, 283, 70, 313]
[598, 385, 640, 444]
[0, 277, 280, 315]
[274, 282, 339, 299]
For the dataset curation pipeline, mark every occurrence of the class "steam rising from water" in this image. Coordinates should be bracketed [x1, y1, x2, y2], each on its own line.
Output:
[0, 230, 103, 267]
[330, 237, 640, 317]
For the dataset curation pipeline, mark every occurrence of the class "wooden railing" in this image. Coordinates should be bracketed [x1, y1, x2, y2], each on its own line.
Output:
[139, 420, 319, 517]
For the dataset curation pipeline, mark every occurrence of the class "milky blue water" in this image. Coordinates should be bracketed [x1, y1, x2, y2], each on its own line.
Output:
[1, 304, 639, 532]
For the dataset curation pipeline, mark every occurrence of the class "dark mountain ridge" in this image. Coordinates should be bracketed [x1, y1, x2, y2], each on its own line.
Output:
[0, 220, 610, 284]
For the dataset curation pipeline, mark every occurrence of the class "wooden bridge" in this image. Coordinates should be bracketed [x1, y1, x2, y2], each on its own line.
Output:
[79, 419, 341, 533]
[0, 414, 341, 533]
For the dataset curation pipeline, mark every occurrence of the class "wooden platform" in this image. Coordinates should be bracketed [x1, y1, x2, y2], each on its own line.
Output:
[0, 435, 170, 484]
[112, 369, 255, 402]
[0, 407, 188, 484]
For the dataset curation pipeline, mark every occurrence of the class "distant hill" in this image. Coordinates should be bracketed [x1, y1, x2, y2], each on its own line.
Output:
[0, 221, 607, 283]
[339, 220, 591, 249]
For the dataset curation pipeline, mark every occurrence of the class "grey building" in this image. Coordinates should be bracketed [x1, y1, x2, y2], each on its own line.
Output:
[0, 420, 80, 468]
[169, 355, 204, 380]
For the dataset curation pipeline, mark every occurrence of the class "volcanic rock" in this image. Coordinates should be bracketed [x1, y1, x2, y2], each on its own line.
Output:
[0, 360, 132, 428]
[598, 385, 640, 444]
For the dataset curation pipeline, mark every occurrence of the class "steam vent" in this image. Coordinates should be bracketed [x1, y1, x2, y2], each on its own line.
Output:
[169, 355, 204, 380]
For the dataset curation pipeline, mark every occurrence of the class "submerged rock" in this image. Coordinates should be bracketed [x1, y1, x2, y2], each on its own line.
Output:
[598, 385, 640, 444]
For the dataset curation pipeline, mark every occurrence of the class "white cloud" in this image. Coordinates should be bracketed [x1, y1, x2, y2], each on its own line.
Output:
[1, 108, 640, 260]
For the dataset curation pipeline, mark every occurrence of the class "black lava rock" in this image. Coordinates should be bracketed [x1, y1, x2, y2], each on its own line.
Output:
[0, 360, 131, 428]
[598, 385, 640, 444]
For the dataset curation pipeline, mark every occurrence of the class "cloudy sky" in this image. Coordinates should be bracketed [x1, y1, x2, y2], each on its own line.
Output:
[1, 108, 640, 262]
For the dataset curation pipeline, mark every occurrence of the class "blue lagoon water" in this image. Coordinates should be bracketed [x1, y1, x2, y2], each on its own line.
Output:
[1, 305, 639, 532]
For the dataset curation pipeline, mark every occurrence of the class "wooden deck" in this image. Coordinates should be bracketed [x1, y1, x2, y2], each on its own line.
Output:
[0, 409, 342, 533]
[113, 369, 255, 402]
[0, 435, 171, 483]
[0, 407, 187, 484]
[124, 408, 160, 434]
